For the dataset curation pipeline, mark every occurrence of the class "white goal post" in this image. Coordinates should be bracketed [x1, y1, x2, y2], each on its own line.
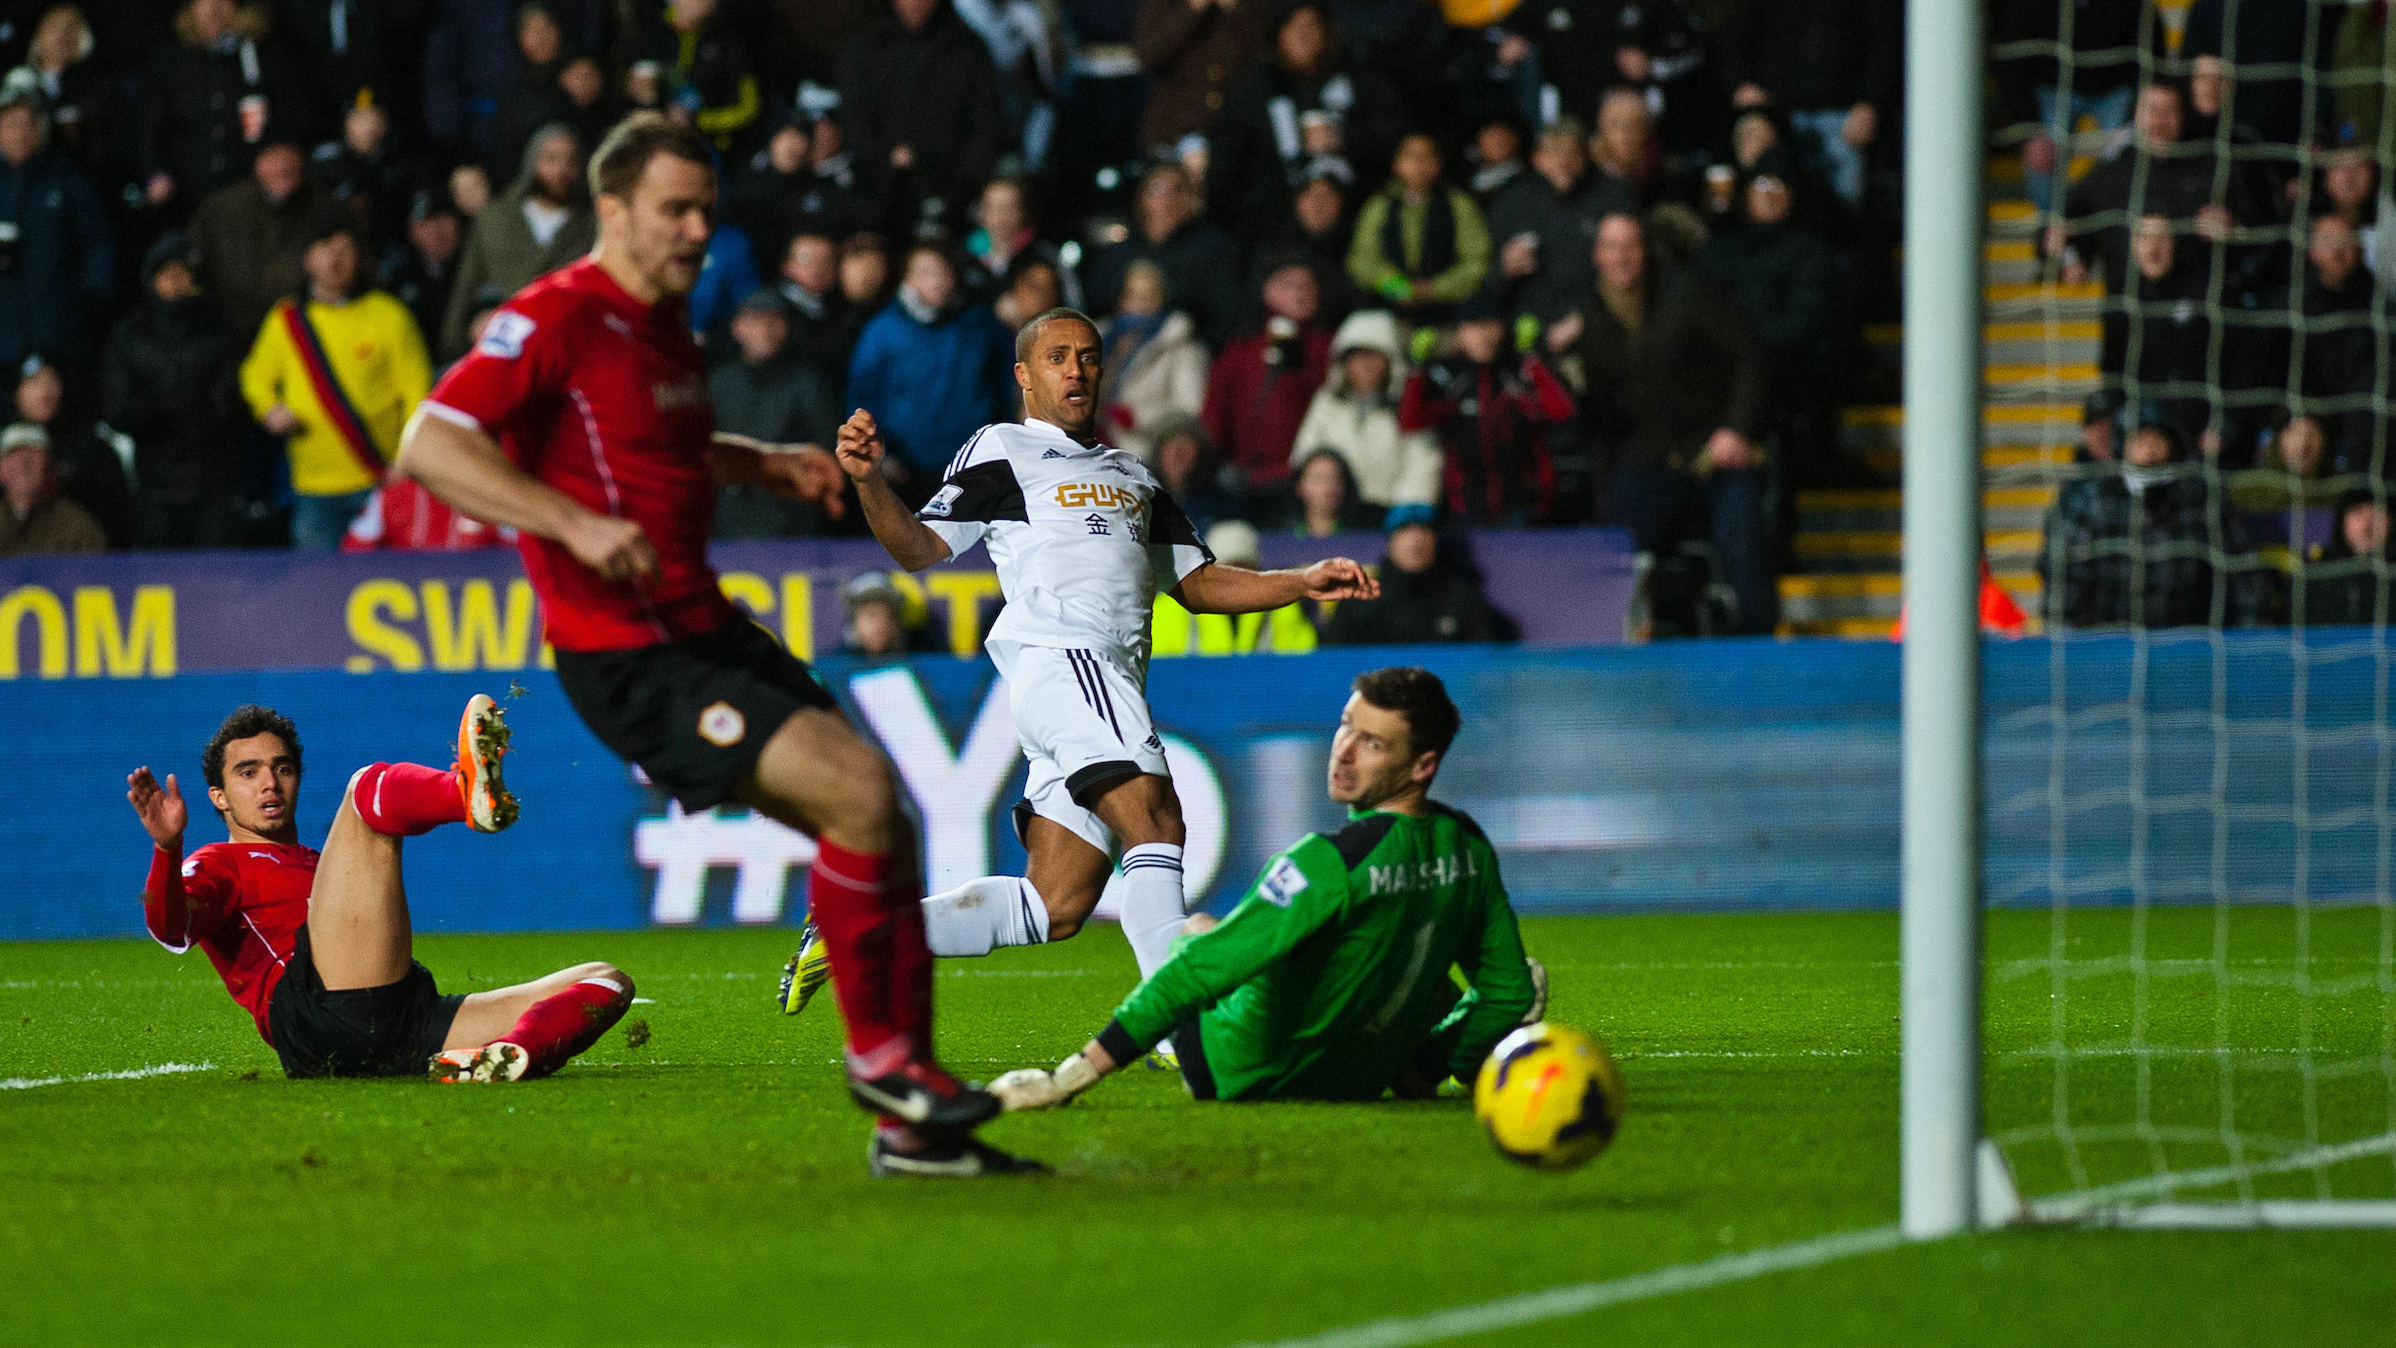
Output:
[1900, 0, 1989, 1242]
[1902, 0, 2396, 1235]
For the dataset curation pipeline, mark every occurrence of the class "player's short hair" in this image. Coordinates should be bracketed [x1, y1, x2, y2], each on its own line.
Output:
[1352, 666, 1460, 760]
[201, 705, 302, 792]
[588, 111, 714, 203]
[1014, 306, 1100, 367]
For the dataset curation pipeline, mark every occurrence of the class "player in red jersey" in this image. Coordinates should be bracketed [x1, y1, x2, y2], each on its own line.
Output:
[392, 113, 1030, 1176]
[128, 697, 634, 1081]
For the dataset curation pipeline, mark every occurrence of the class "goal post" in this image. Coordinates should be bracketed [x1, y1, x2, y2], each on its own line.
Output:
[1905, 0, 2396, 1234]
[1900, 0, 1989, 1241]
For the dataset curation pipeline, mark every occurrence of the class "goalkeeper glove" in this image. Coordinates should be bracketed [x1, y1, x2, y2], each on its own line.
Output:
[989, 1051, 1105, 1111]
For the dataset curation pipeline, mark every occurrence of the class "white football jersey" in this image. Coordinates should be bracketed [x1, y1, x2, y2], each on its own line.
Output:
[916, 418, 1214, 660]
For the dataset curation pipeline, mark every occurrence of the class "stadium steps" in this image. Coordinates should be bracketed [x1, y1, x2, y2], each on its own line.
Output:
[1778, 570, 2045, 626]
[1779, 153, 2082, 637]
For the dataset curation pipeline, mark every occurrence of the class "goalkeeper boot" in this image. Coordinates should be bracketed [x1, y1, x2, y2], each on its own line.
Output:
[848, 1059, 1002, 1134]
[777, 921, 831, 1014]
[867, 1128, 1049, 1178]
[456, 694, 519, 833]
[429, 1042, 531, 1083]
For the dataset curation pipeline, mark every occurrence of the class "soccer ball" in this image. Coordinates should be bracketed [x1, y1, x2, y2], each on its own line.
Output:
[1473, 1021, 1626, 1171]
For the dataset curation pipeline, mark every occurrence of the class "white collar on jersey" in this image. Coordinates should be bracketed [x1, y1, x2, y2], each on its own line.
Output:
[1025, 417, 1108, 455]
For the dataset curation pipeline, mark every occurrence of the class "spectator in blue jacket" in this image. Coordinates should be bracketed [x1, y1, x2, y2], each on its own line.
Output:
[0, 76, 112, 376]
[689, 221, 763, 340]
[845, 243, 1014, 503]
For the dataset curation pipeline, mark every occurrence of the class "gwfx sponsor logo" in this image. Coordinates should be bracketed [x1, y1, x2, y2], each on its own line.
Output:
[1053, 482, 1142, 511]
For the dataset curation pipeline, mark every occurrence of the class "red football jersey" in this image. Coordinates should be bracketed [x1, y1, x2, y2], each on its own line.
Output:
[143, 841, 319, 1044]
[420, 259, 737, 652]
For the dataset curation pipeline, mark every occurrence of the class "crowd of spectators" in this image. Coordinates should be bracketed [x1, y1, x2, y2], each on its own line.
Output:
[0, 1, 2385, 638]
[2014, 3, 2396, 630]
[0, 0, 1917, 642]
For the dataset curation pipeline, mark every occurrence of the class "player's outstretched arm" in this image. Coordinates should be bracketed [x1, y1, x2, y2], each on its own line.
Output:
[396, 409, 660, 584]
[708, 434, 849, 520]
[834, 409, 952, 572]
[1172, 557, 1380, 615]
[129, 766, 221, 949]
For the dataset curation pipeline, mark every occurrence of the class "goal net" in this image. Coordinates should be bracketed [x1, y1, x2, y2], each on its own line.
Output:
[1974, 0, 2396, 1226]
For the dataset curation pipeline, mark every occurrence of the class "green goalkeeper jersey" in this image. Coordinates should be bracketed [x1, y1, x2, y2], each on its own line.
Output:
[1099, 802, 1535, 1102]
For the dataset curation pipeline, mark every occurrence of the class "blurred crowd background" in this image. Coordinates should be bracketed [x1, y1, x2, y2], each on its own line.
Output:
[0, 0, 2385, 641]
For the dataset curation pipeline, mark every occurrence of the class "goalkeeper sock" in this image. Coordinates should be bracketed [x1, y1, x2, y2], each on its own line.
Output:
[920, 877, 1049, 957]
[1117, 843, 1187, 979]
[498, 974, 633, 1078]
[350, 761, 468, 837]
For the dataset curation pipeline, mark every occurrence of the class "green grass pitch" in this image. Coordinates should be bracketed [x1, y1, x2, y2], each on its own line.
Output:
[4, 909, 2391, 1346]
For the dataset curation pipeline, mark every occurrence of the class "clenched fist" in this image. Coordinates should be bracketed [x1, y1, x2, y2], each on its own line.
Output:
[836, 409, 887, 482]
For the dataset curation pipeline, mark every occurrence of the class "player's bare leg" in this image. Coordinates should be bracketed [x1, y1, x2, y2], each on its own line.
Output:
[1020, 815, 1114, 940]
[431, 959, 636, 1083]
[308, 693, 631, 1083]
[446, 962, 629, 1046]
[737, 706, 1011, 1148]
[305, 781, 418, 990]
[920, 771, 1189, 972]
[900, 818, 1109, 961]
[311, 694, 510, 989]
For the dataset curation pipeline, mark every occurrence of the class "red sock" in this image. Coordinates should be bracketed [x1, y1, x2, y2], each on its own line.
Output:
[807, 838, 933, 1072]
[351, 761, 467, 837]
[498, 973, 633, 1078]
[883, 861, 935, 1053]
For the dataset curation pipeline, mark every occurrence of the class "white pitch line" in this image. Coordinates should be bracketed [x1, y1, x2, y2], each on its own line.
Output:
[2083, 1200, 2396, 1229]
[1626, 1048, 1886, 1060]
[2026, 1131, 2396, 1222]
[1228, 1225, 1909, 1348]
[0, 1061, 216, 1091]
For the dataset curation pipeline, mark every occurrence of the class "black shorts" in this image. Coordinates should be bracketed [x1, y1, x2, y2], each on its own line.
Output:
[553, 619, 838, 810]
[267, 926, 465, 1079]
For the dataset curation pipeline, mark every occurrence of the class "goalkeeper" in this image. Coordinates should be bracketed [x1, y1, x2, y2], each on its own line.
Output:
[996, 666, 1542, 1108]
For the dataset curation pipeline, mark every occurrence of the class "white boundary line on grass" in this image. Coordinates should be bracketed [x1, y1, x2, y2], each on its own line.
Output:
[2025, 1131, 2396, 1223]
[0, 1061, 215, 1091]
[2084, 1201, 2396, 1229]
[1232, 1133, 2396, 1348]
[1228, 1225, 1909, 1348]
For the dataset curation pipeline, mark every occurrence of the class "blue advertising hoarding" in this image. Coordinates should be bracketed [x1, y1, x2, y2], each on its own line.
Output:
[3, 633, 2384, 940]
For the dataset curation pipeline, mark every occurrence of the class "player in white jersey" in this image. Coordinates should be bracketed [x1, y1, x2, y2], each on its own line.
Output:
[790, 307, 1376, 1003]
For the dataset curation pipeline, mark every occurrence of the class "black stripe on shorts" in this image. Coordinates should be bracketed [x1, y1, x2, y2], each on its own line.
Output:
[1069, 650, 1124, 741]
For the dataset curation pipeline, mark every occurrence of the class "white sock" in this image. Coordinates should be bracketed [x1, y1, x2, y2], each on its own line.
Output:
[1118, 843, 1188, 979]
[920, 876, 1049, 957]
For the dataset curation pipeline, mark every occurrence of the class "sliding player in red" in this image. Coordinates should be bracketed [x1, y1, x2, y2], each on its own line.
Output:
[393, 113, 1028, 1175]
[128, 697, 631, 1081]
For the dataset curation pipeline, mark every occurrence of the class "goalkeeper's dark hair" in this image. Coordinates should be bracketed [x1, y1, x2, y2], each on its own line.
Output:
[1015, 306, 1099, 367]
[201, 705, 302, 792]
[1352, 666, 1460, 759]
